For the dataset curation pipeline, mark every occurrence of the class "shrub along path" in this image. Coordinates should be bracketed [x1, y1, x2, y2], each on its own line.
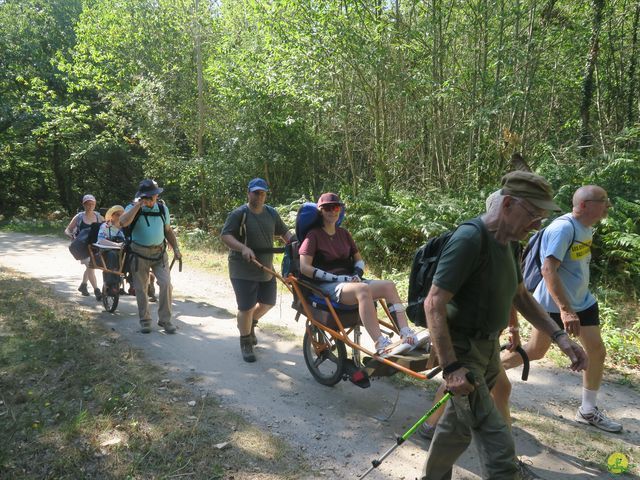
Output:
[0, 231, 638, 479]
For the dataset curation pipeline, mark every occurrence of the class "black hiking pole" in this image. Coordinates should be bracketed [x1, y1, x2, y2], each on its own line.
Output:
[359, 371, 476, 480]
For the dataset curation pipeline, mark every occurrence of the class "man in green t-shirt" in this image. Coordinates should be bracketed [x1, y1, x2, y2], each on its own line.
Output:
[221, 178, 293, 362]
[422, 171, 588, 480]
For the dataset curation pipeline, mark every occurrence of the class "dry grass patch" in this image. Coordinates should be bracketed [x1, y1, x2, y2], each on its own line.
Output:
[0, 268, 309, 479]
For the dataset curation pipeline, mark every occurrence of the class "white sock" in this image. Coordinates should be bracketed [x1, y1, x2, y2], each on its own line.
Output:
[580, 388, 598, 413]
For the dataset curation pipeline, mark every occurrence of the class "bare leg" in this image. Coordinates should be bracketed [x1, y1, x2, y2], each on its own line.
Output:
[501, 327, 552, 370]
[491, 368, 512, 426]
[237, 307, 255, 336]
[578, 325, 605, 392]
[339, 283, 383, 342]
[366, 280, 412, 329]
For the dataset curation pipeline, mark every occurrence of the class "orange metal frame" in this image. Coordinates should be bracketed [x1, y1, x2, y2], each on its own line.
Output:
[252, 259, 430, 381]
[88, 246, 128, 276]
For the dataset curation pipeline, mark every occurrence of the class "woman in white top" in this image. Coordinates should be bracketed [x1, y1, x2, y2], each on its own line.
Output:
[64, 194, 104, 300]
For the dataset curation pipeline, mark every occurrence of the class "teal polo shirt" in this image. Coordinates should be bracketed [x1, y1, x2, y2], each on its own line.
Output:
[125, 202, 169, 246]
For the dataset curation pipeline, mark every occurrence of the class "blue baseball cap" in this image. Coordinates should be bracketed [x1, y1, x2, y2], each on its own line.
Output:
[248, 178, 269, 192]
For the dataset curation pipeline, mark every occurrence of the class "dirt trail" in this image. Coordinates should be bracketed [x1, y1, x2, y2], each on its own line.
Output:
[1, 232, 638, 480]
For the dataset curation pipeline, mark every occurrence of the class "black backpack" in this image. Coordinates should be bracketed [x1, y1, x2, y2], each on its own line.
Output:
[69, 221, 103, 260]
[122, 200, 167, 244]
[521, 217, 575, 292]
[406, 218, 488, 327]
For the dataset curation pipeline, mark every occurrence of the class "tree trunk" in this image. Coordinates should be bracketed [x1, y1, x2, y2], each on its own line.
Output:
[627, 1, 640, 126]
[194, 0, 207, 225]
[579, 0, 606, 156]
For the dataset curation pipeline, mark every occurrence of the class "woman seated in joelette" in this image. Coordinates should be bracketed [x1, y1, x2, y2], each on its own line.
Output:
[299, 192, 417, 355]
[97, 205, 125, 247]
[97, 205, 125, 294]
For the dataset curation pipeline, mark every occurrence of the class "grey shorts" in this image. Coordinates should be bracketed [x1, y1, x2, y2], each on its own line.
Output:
[230, 277, 277, 311]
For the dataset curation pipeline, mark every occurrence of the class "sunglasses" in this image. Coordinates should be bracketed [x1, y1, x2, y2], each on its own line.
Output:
[321, 204, 341, 212]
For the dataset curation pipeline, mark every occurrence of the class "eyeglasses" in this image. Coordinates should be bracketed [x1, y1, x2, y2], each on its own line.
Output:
[321, 204, 341, 212]
[516, 200, 548, 223]
[585, 198, 612, 206]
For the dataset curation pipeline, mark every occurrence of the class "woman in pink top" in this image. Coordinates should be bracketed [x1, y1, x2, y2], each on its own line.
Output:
[299, 192, 417, 355]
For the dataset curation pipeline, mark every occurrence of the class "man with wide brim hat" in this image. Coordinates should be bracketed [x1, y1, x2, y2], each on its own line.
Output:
[120, 179, 181, 335]
[421, 171, 587, 479]
[220, 177, 293, 363]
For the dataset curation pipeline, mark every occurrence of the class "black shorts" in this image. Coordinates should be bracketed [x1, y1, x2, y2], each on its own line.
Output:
[549, 302, 600, 328]
[230, 277, 277, 311]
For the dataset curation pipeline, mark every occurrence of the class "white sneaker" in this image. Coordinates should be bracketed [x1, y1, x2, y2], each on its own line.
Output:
[575, 406, 622, 433]
[375, 336, 394, 357]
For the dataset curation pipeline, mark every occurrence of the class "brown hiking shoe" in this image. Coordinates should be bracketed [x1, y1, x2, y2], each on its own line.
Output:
[240, 335, 256, 362]
[158, 319, 176, 334]
[140, 320, 152, 334]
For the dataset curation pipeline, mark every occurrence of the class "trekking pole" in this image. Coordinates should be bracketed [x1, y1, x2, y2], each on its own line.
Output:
[359, 371, 476, 479]
[169, 255, 182, 272]
[359, 392, 452, 479]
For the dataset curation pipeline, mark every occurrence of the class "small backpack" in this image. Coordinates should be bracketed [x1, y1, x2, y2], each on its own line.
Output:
[122, 200, 167, 245]
[406, 218, 488, 327]
[521, 217, 575, 292]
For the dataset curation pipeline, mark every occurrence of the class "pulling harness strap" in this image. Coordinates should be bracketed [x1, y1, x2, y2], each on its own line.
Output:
[129, 242, 167, 271]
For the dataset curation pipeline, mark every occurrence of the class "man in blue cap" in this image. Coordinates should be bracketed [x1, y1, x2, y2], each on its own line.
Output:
[221, 178, 293, 362]
[120, 179, 182, 334]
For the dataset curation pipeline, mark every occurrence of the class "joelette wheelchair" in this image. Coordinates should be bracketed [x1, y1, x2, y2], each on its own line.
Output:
[254, 258, 437, 388]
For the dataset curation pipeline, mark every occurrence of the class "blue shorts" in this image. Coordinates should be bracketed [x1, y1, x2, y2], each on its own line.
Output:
[230, 277, 277, 311]
[549, 302, 599, 328]
[313, 279, 372, 303]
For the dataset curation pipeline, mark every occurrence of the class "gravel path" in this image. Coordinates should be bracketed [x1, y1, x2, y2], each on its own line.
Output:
[1, 231, 638, 479]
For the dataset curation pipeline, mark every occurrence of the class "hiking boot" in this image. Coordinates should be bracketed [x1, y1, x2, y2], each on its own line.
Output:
[418, 423, 436, 440]
[78, 283, 90, 296]
[250, 320, 258, 346]
[148, 294, 157, 303]
[94, 287, 102, 301]
[516, 457, 541, 480]
[140, 321, 152, 334]
[575, 406, 623, 432]
[158, 319, 176, 334]
[240, 335, 256, 362]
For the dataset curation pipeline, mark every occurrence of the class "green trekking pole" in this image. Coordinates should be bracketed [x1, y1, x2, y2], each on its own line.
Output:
[359, 391, 452, 479]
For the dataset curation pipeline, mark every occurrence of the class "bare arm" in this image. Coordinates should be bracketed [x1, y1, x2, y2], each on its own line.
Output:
[425, 285, 475, 395]
[220, 234, 255, 262]
[513, 283, 588, 372]
[164, 224, 181, 260]
[299, 254, 315, 278]
[64, 214, 79, 238]
[506, 306, 520, 352]
[541, 256, 581, 336]
[118, 201, 141, 227]
[280, 230, 294, 244]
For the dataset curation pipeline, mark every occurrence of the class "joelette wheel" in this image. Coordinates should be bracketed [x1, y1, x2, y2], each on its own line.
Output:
[303, 323, 347, 386]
